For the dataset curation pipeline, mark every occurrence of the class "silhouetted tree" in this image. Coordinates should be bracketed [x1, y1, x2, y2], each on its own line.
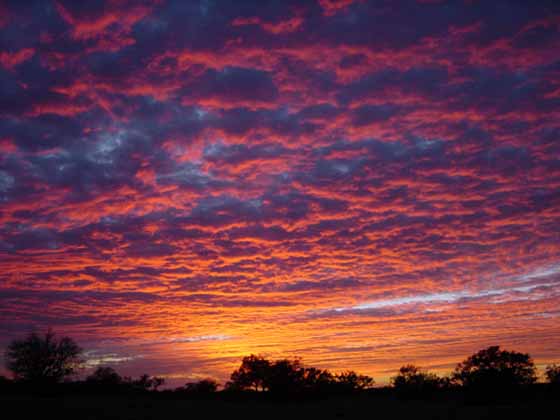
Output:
[391, 364, 445, 394]
[301, 367, 335, 392]
[545, 364, 560, 385]
[228, 355, 271, 391]
[227, 355, 373, 394]
[86, 366, 123, 386]
[4, 329, 83, 384]
[184, 378, 219, 393]
[334, 370, 374, 392]
[452, 346, 536, 389]
[265, 358, 305, 393]
[130, 373, 165, 391]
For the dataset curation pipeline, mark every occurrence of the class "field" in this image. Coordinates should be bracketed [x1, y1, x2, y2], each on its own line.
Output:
[2, 391, 557, 420]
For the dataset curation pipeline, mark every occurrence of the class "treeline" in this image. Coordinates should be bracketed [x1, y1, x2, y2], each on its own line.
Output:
[226, 355, 373, 393]
[1, 330, 559, 399]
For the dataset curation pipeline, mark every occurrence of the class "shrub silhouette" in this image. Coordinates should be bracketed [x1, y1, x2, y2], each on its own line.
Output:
[84, 368, 166, 393]
[85, 366, 124, 393]
[4, 329, 83, 384]
[129, 373, 165, 391]
[300, 367, 335, 392]
[183, 378, 219, 393]
[334, 370, 374, 392]
[545, 364, 560, 384]
[452, 346, 536, 389]
[86, 366, 123, 387]
[391, 364, 446, 395]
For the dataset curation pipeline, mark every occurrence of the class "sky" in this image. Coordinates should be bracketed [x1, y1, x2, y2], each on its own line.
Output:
[0, 0, 559, 386]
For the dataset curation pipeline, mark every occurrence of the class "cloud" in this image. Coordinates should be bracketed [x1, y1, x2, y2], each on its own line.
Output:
[0, 48, 34, 70]
[180, 67, 279, 109]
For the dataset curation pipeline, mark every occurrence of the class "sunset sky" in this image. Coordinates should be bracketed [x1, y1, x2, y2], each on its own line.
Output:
[1, 0, 559, 386]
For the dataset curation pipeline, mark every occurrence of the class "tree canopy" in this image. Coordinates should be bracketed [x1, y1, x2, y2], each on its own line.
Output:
[183, 378, 219, 393]
[3, 330, 553, 399]
[228, 354, 271, 391]
[391, 364, 446, 393]
[227, 354, 373, 393]
[86, 366, 123, 386]
[452, 346, 536, 388]
[4, 329, 83, 384]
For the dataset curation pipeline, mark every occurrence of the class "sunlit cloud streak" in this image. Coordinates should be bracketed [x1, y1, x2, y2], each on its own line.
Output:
[326, 279, 559, 313]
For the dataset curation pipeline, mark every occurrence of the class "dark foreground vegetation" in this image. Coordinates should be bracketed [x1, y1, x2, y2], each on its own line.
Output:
[1, 386, 559, 420]
[1, 330, 559, 419]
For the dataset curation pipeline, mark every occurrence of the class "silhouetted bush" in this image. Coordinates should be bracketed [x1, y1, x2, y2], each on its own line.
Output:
[86, 366, 123, 386]
[391, 364, 448, 397]
[452, 346, 536, 390]
[182, 378, 219, 394]
[4, 329, 83, 385]
[126, 373, 165, 391]
[300, 367, 335, 393]
[84, 369, 164, 394]
[545, 364, 560, 385]
[84, 366, 125, 393]
[333, 370, 374, 392]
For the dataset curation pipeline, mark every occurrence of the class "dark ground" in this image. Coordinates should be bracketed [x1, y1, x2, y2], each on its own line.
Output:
[1, 391, 557, 420]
